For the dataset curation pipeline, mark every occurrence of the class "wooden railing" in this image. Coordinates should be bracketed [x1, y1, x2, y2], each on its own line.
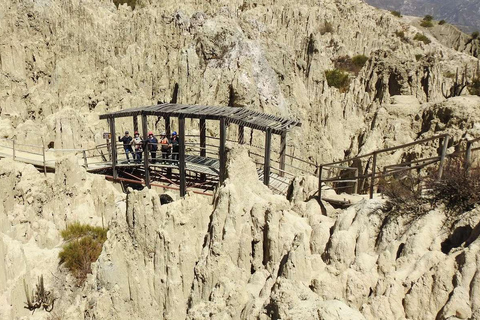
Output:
[1, 134, 479, 200]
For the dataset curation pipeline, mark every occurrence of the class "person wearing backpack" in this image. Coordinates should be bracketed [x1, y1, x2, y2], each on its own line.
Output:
[159, 132, 171, 163]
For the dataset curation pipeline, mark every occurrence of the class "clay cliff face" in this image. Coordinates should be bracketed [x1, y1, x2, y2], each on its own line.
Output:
[0, 0, 477, 163]
[3, 146, 480, 319]
[2, 0, 480, 318]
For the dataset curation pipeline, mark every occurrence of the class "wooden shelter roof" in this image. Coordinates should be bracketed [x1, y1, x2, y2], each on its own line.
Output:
[99, 103, 301, 134]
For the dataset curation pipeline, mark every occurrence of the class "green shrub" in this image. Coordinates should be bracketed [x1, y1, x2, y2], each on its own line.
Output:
[395, 30, 406, 40]
[472, 31, 479, 39]
[439, 20, 446, 25]
[333, 55, 369, 75]
[420, 20, 434, 28]
[469, 77, 480, 96]
[414, 33, 431, 44]
[320, 21, 334, 35]
[390, 11, 402, 18]
[352, 55, 369, 69]
[59, 223, 107, 284]
[325, 69, 350, 92]
[423, 15, 434, 22]
[415, 54, 423, 61]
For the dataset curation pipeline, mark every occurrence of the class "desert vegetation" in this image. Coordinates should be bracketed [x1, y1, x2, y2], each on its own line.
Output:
[325, 69, 350, 92]
[390, 11, 402, 18]
[59, 223, 108, 284]
[382, 157, 480, 218]
[23, 275, 55, 313]
[414, 33, 431, 44]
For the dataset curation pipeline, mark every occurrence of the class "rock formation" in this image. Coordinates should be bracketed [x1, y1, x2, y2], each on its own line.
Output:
[1, 0, 480, 318]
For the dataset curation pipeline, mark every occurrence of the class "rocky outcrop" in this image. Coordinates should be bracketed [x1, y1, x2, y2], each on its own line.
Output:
[4, 147, 480, 319]
[1, 0, 478, 164]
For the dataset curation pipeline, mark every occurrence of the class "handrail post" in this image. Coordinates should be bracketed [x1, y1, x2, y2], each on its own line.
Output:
[437, 135, 449, 182]
[238, 125, 245, 144]
[109, 118, 118, 180]
[369, 152, 377, 199]
[12, 140, 16, 160]
[465, 140, 472, 172]
[179, 116, 186, 196]
[318, 165, 323, 202]
[83, 150, 88, 168]
[142, 113, 151, 189]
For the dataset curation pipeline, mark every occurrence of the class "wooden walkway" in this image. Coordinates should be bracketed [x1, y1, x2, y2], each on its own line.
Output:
[0, 143, 292, 195]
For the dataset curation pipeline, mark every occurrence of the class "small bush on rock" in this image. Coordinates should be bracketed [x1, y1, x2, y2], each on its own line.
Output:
[414, 33, 431, 44]
[439, 20, 446, 25]
[428, 159, 480, 214]
[59, 223, 107, 284]
[382, 158, 480, 218]
[391, 11, 402, 18]
[472, 31, 479, 39]
[420, 20, 434, 28]
[325, 69, 350, 92]
[423, 15, 434, 22]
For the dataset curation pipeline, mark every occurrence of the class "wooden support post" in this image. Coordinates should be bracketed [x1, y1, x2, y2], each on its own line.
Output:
[109, 118, 118, 180]
[279, 131, 287, 177]
[179, 116, 186, 196]
[263, 129, 272, 186]
[200, 118, 206, 158]
[165, 116, 171, 136]
[83, 150, 88, 168]
[219, 117, 227, 184]
[200, 118, 206, 181]
[437, 135, 449, 182]
[465, 141, 473, 172]
[369, 152, 377, 199]
[238, 125, 245, 144]
[142, 113, 151, 189]
[354, 168, 359, 194]
[318, 165, 323, 203]
[12, 140, 15, 160]
[42, 144, 46, 176]
[133, 115, 139, 133]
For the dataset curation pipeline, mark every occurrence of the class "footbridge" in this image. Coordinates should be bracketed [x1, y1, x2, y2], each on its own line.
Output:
[1, 103, 479, 205]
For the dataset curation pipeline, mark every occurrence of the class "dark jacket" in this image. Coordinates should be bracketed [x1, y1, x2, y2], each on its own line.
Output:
[119, 135, 133, 149]
[147, 136, 158, 151]
[171, 136, 180, 150]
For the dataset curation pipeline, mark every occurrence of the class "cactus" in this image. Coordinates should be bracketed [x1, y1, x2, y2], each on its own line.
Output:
[442, 66, 469, 98]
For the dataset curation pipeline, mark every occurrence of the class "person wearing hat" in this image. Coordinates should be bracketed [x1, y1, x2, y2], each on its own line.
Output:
[118, 131, 133, 163]
[147, 131, 158, 164]
[131, 131, 143, 163]
[159, 131, 171, 162]
[171, 131, 181, 161]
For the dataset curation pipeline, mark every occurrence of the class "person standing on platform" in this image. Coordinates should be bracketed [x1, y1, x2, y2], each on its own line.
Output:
[132, 131, 143, 163]
[159, 132, 171, 163]
[147, 131, 158, 164]
[171, 131, 181, 161]
[118, 131, 133, 163]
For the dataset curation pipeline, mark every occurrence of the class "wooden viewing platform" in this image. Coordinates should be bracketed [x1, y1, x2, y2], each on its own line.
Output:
[99, 103, 301, 196]
[1, 102, 479, 205]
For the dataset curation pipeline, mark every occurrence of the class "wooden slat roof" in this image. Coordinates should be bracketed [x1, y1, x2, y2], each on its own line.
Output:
[99, 103, 301, 134]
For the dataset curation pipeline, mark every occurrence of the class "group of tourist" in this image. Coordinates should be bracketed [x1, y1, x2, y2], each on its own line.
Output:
[118, 131, 181, 164]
